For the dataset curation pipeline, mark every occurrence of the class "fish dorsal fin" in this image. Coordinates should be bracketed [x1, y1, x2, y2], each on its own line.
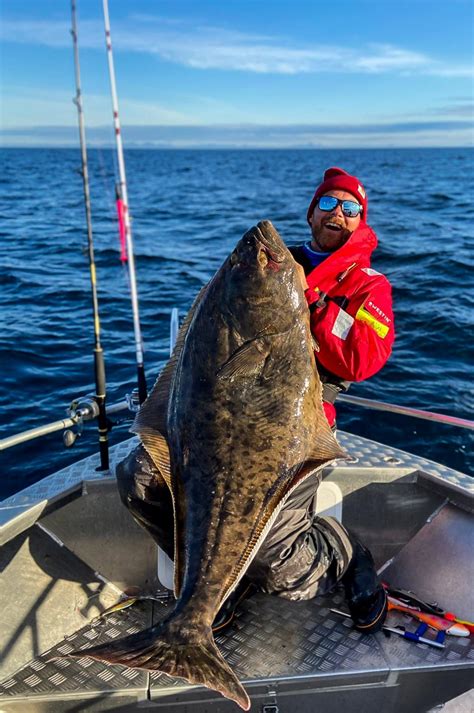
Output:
[135, 426, 184, 599]
[131, 285, 208, 600]
[133, 425, 180, 595]
[285, 425, 348, 503]
[137, 427, 173, 490]
[307, 424, 347, 464]
[132, 284, 208, 439]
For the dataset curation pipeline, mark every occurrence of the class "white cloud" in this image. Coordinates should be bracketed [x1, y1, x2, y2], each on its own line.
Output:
[1, 87, 189, 128]
[1, 17, 472, 78]
[0, 19, 74, 48]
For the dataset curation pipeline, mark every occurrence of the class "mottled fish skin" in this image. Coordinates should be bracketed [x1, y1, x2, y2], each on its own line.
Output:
[70, 220, 346, 710]
[169, 221, 340, 613]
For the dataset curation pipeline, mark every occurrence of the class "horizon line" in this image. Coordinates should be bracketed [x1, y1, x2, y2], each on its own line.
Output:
[1, 144, 473, 150]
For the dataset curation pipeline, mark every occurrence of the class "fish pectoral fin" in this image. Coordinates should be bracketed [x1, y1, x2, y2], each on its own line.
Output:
[217, 339, 269, 380]
[133, 284, 209, 436]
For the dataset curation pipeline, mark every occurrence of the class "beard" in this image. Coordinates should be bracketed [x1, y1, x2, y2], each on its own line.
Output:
[311, 221, 352, 251]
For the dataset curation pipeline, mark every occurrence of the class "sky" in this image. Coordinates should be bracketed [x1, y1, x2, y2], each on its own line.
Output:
[1, 0, 473, 148]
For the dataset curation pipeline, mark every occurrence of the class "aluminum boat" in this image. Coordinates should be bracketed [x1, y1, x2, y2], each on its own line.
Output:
[1, 430, 472, 712]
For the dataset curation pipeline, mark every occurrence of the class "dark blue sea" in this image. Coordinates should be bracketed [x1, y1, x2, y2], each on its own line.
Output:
[1, 147, 473, 498]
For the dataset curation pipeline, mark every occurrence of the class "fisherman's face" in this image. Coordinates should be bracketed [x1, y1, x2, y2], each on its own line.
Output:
[309, 189, 362, 252]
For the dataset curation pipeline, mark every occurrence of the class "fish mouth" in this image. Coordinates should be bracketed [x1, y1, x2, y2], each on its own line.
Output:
[256, 239, 282, 269]
[254, 223, 285, 266]
[231, 221, 286, 271]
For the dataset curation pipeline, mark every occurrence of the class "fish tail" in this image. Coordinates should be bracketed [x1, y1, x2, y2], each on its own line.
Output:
[63, 618, 250, 711]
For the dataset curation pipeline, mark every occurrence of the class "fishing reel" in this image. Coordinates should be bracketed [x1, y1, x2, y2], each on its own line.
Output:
[63, 396, 100, 447]
[126, 388, 141, 413]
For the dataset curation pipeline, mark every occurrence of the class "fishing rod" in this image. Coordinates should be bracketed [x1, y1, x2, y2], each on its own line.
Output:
[70, 0, 109, 470]
[102, 0, 147, 404]
[2, 384, 473, 452]
[338, 394, 474, 431]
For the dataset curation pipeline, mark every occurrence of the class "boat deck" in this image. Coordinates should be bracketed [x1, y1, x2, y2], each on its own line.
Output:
[1, 433, 473, 712]
[1, 585, 473, 712]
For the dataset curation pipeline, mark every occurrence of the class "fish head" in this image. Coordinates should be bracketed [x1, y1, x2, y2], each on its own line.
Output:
[225, 220, 307, 326]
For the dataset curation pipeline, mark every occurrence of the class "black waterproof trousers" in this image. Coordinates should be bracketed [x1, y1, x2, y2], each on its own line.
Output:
[116, 444, 354, 601]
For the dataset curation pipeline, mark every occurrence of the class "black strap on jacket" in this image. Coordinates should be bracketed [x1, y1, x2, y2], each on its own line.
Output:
[288, 244, 352, 402]
[318, 366, 351, 404]
[322, 382, 343, 405]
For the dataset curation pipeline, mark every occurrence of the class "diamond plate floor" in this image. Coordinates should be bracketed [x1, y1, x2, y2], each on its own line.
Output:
[1, 588, 472, 707]
[0, 599, 152, 701]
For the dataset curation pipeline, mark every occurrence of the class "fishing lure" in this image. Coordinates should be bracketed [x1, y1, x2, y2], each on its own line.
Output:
[387, 596, 470, 637]
[384, 584, 473, 635]
[330, 608, 446, 649]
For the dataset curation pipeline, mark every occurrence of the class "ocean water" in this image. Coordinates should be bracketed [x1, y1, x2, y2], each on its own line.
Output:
[1, 147, 473, 498]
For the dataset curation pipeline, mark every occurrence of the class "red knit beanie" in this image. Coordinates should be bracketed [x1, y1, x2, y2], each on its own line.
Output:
[307, 167, 368, 223]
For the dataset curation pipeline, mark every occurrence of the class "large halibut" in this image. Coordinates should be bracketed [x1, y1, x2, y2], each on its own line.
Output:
[73, 220, 346, 709]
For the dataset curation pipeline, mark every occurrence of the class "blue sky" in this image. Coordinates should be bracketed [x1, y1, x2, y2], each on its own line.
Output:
[1, 0, 473, 147]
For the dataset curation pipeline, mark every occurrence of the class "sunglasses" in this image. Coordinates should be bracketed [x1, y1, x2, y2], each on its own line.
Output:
[317, 195, 362, 218]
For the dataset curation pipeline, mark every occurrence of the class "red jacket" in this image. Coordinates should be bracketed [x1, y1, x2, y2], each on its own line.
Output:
[290, 222, 395, 383]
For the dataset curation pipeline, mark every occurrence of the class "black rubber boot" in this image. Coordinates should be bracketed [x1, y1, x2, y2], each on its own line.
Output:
[341, 536, 388, 633]
[212, 579, 258, 634]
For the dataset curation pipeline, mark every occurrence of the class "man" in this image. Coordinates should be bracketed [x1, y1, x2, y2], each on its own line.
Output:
[289, 166, 395, 429]
[219, 168, 394, 631]
[117, 167, 393, 635]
